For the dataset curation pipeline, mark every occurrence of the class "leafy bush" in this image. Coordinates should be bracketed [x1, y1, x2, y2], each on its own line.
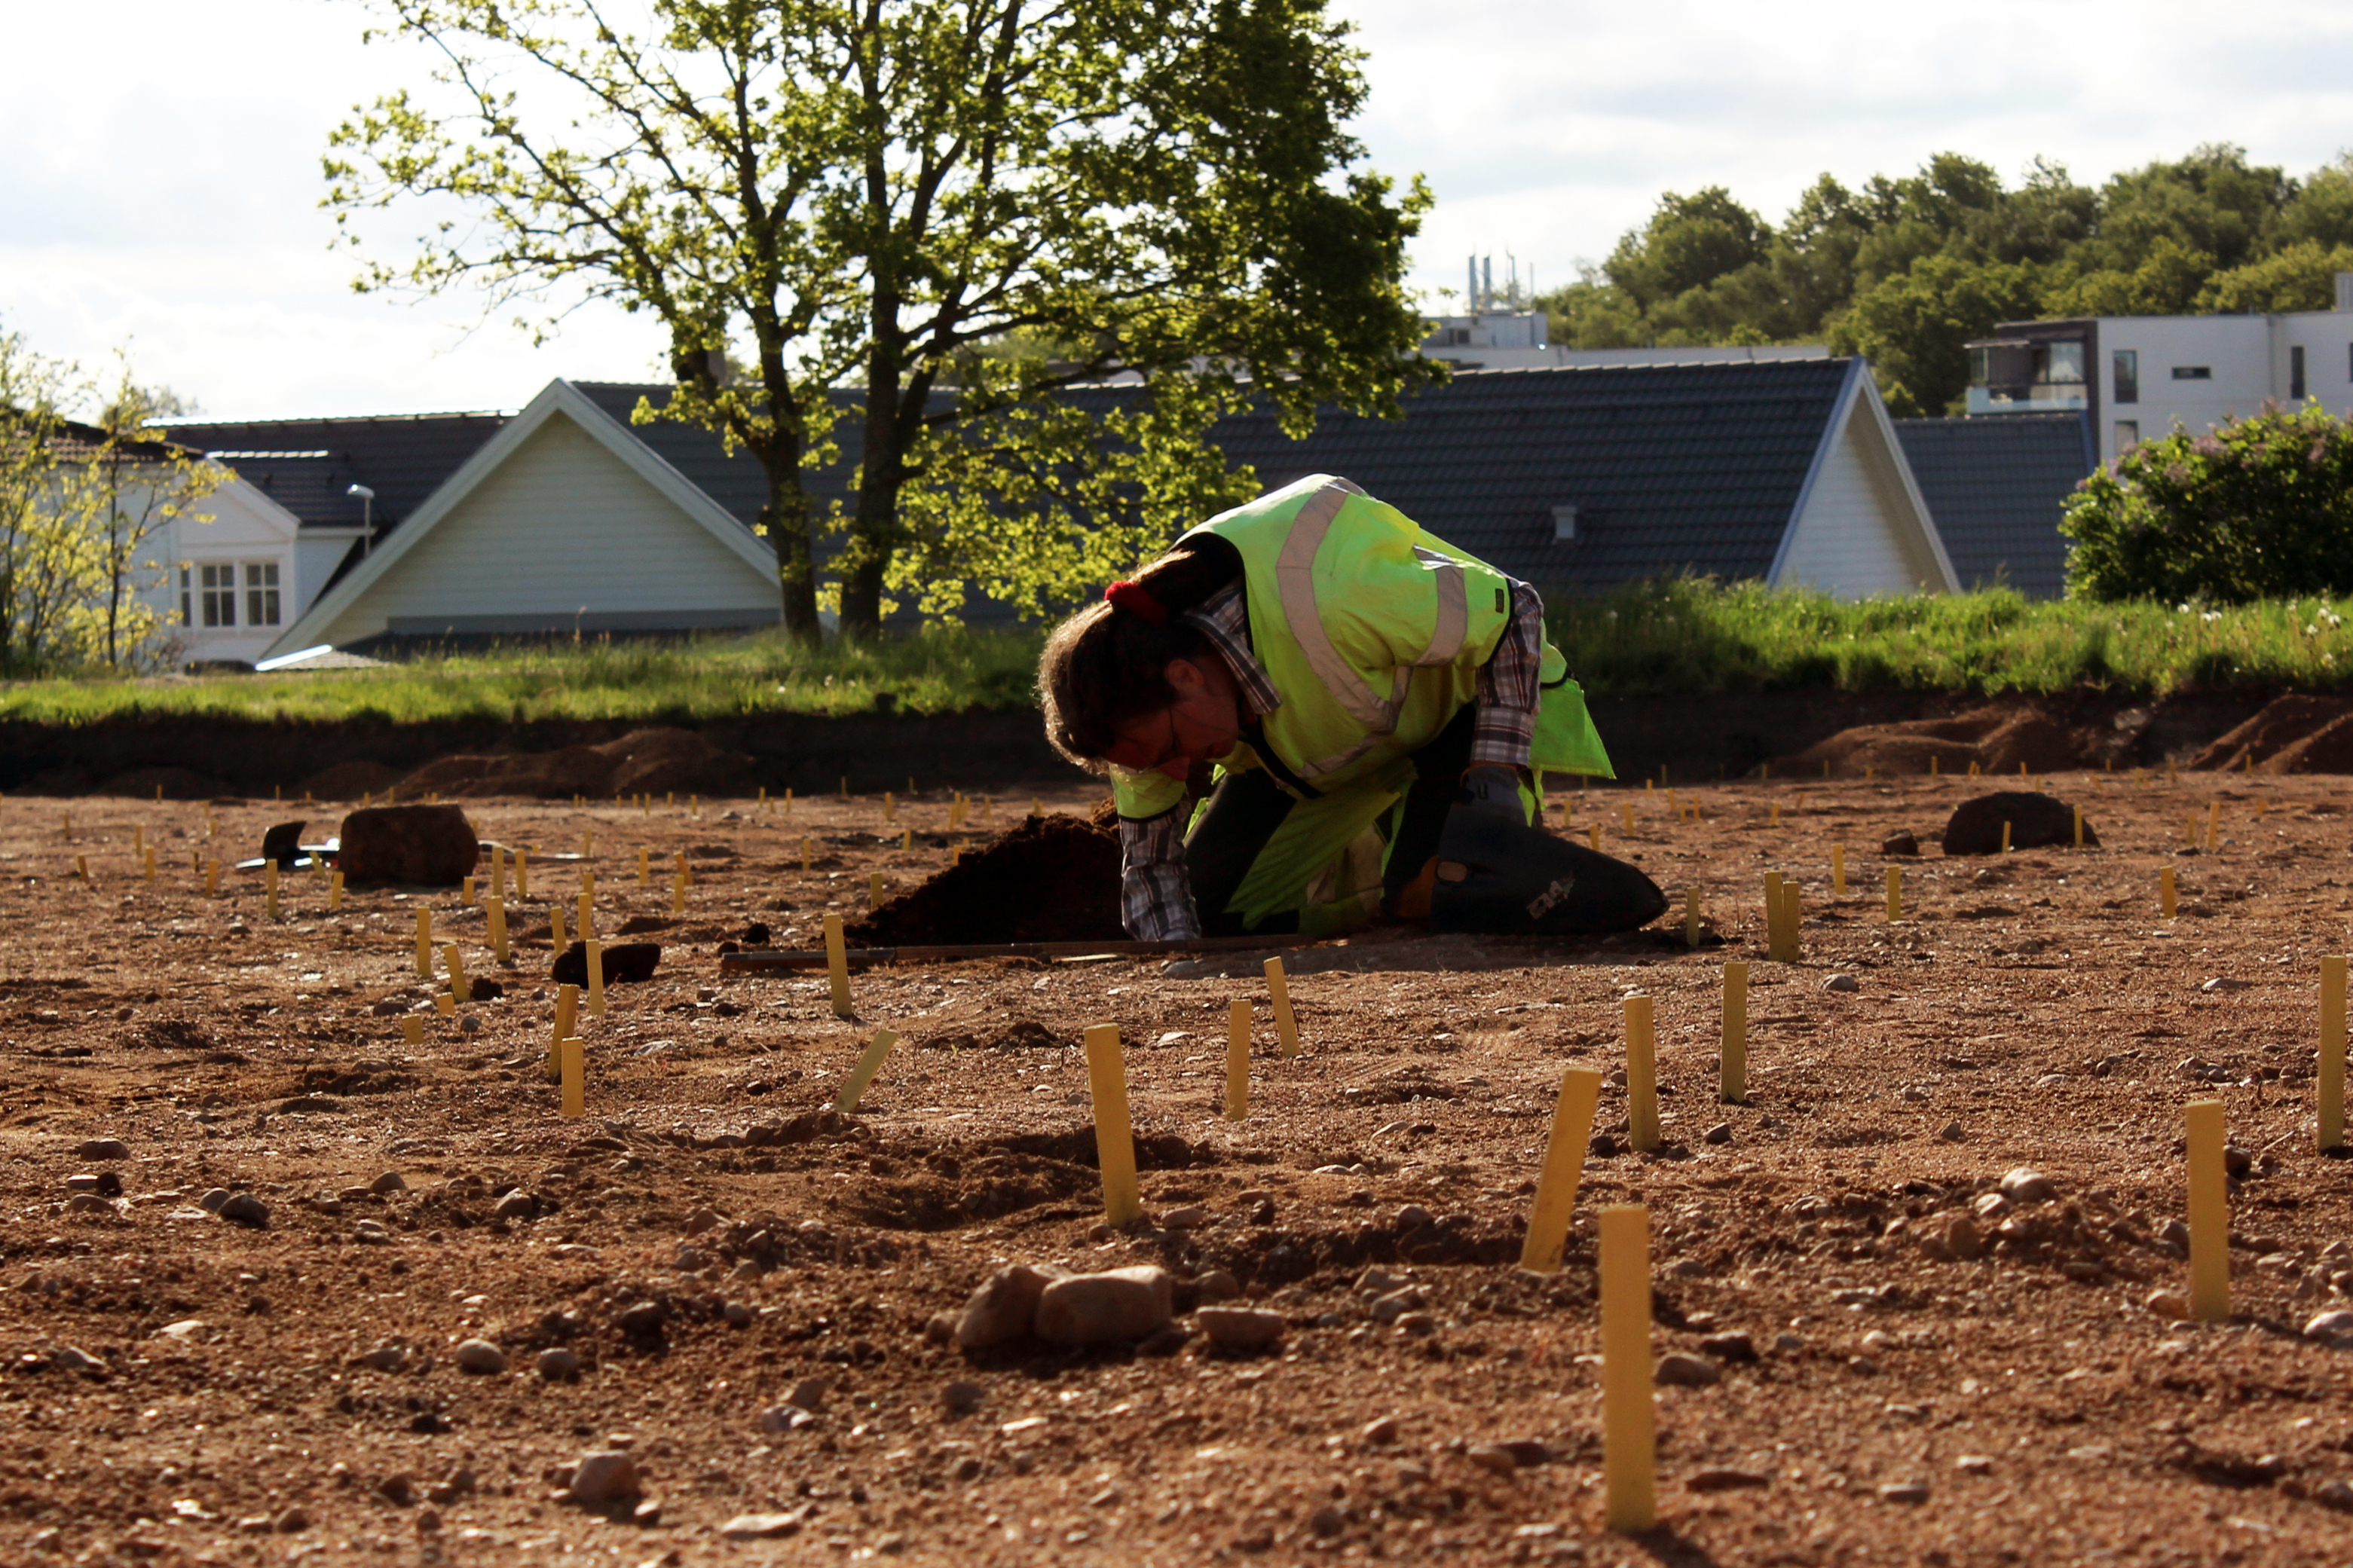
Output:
[2063, 402, 2353, 603]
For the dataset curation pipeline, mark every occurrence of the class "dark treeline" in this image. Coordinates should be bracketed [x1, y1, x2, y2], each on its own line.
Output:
[1540, 144, 2353, 415]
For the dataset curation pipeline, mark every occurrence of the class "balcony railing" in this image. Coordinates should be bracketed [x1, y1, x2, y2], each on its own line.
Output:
[1966, 384, 2087, 415]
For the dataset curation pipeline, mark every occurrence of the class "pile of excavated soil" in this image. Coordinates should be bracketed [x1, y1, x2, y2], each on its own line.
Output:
[848, 813, 1124, 946]
[90, 765, 228, 799]
[391, 726, 750, 801]
[295, 759, 405, 799]
[2188, 693, 2353, 773]
[1771, 698, 2133, 778]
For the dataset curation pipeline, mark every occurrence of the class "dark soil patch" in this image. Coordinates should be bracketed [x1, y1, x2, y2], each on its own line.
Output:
[847, 813, 1123, 945]
[2189, 693, 2353, 773]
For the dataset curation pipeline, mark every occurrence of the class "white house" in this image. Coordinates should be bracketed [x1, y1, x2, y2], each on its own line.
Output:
[1967, 279, 2353, 464]
[142, 476, 335, 666]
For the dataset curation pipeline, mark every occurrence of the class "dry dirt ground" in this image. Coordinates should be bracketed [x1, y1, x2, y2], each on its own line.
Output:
[3, 772, 2351, 1568]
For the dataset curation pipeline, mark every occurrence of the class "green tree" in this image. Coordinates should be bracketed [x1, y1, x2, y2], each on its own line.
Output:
[1603, 187, 1772, 313]
[2195, 237, 2353, 313]
[326, 0, 1435, 641]
[2062, 403, 2353, 603]
[1831, 255, 2038, 415]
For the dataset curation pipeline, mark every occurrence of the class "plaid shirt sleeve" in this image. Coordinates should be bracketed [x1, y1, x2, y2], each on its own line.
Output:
[1470, 578, 1545, 769]
[1118, 808, 1199, 941]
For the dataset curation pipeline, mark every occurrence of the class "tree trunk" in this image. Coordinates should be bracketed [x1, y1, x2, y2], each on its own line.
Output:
[763, 477, 824, 646]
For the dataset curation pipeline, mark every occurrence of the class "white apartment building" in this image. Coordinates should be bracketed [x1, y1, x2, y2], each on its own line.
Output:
[1418, 310, 1827, 372]
[1966, 277, 2353, 465]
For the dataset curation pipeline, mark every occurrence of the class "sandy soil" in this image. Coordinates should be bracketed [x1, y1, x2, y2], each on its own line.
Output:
[3, 771, 2351, 1568]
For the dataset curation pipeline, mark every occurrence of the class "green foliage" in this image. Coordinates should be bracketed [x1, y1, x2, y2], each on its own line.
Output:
[1540, 142, 2353, 415]
[2061, 403, 2353, 604]
[326, 0, 1434, 641]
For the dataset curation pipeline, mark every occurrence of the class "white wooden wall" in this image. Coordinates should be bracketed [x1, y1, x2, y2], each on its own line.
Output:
[1775, 417, 1931, 598]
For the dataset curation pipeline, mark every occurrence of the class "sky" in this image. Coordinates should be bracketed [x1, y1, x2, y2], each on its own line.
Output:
[7, 0, 2353, 421]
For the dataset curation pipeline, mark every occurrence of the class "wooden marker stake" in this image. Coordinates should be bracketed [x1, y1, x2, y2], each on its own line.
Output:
[1930, 755, 1938, 776]
[1770, 801, 1779, 827]
[403, 1015, 423, 1046]
[1682, 888, 1700, 949]
[836, 1029, 900, 1113]
[672, 861, 687, 914]
[1588, 825, 1602, 851]
[463, 874, 476, 905]
[884, 790, 896, 822]
[133, 824, 143, 856]
[488, 894, 507, 961]
[1721, 960, 1749, 1102]
[61, 811, 72, 842]
[869, 871, 884, 906]
[1763, 872, 1785, 959]
[2185, 1099, 2230, 1322]
[2073, 805, 2084, 848]
[1031, 796, 1042, 818]
[901, 827, 912, 851]
[144, 845, 157, 885]
[76, 853, 90, 885]
[1599, 1204, 1657, 1533]
[436, 992, 455, 1017]
[1265, 956, 1301, 1057]
[585, 935, 606, 1018]
[559, 1036, 586, 1117]
[1082, 1024, 1145, 1226]
[638, 847, 650, 887]
[825, 914, 853, 1018]
[491, 844, 506, 899]
[550, 902, 568, 953]
[1831, 842, 1847, 897]
[1621, 802, 1633, 835]
[1781, 880, 1801, 960]
[1625, 994, 1659, 1151]
[329, 872, 344, 912]
[265, 860, 280, 920]
[1519, 1067, 1603, 1272]
[2000, 821, 2012, 854]
[800, 836, 812, 872]
[2320, 954, 2346, 1152]
[2206, 800, 2220, 852]
[2162, 866, 2177, 918]
[549, 983, 578, 1080]
[1886, 865, 1902, 922]
[415, 909, 433, 975]
[1225, 998, 1250, 1121]
[577, 890, 593, 943]
[205, 860, 219, 896]
[445, 944, 470, 1004]
[516, 847, 529, 899]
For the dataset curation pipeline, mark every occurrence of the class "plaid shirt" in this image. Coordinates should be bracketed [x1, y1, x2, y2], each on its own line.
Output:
[1118, 577, 1547, 940]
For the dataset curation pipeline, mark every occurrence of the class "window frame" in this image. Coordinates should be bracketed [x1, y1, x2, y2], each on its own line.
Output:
[2112, 349, 2138, 405]
[197, 562, 237, 628]
[243, 560, 281, 627]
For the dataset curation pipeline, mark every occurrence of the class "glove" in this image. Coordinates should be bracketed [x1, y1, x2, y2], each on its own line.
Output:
[1455, 764, 1529, 827]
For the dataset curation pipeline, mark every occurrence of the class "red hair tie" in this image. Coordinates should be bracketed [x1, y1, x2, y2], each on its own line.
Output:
[1104, 579, 1167, 625]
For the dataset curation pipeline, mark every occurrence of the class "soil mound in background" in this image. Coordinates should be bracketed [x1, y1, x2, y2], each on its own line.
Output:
[848, 814, 1123, 946]
[297, 759, 405, 799]
[93, 765, 228, 799]
[390, 726, 750, 800]
[1770, 698, 2122, 777]
[2187, 694, 2353, 773]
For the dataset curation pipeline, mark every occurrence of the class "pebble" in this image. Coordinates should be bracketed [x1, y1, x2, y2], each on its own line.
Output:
[1822, 974, 1859, 993]
[536, 1349, 581, 1380]
[1198, 1307, 1285, 1352]
[370, 1172, 408, 1194]
[617, 1301, 666, 1336]
[1393, 1312, 1437, 1337]
[197, 1187, 233, 1213]
[720, 1513, 803, 1540]
[1878, 1481, 1930, 1504]
[52, 1344, 106, 1375]
[77, 1138, 131, 1160]
[1194, 1270, 1242, 1304]
[2146, 1289, 2192, 1320]
[64, 1194, 115, 1216]
[1700, 1331, 1757, 1363]
[787, 1376, 832, 1413]
[1773, 1332, 1805, 1354]
[1880, 830, 1920, 856]
[1998, 1167, 2056, 1203]
[1937, 1121, 1967, 1142]
[956, 1264, 1054, 1350]
[217, 1193, 269, 1227]
[1369, 1287, 1426, 1325]
[1955, 1454, 1996, 1475]
[358, 1345, 408, 1372]
[759, 1404, 815, 1435]
[1944, 1214, 1984, 1261]
[2301, 1310, 2353, 1341]
[1395, 1204, 1434, 1229]
[493, 1190, 536, 1221]
[1160, 1205, 1207, 1230]
[1360, 1415, 1400, 1446]
[1034, 1266, 1175, 1346]
[2315, 1479, 2353, 1511]
[1703, 1122, 1733, 1145]
[567, 1451, 640, 1506]
[1655, 1353, 1721, 1387]
[1686, 1467, 1770, 1492]
[156, 1319, 207, 1342]
[453, 1339, 508, 1374]
[940, 1380, 986, 1416]
[1465, 1444, 1519, 1477]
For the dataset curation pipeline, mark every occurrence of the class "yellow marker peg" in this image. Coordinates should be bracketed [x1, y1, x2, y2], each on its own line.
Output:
[638, 848, 650, 887]
[1721, 960, 1749, 1102]
[60, 811, 72, 842]
[1620, 802, 1633, 835]
[550, 901, 568, 954]
[2320, 954, 2345, 1152]
[75, 853, 90, 885]
[673, 863, 687, 914]
[265, 860, 279, 919]
[1823, 759, 1831, 778]
[1832, 842, 1847, 897]
[786, 787, 794, 815]
[205, 809, 215, 838]
[488, 894, 508, 961]
[1587, 824, 1601, 851]
[2183, 813, 2197, 848]
[1598, 1204, 1657, 1533]
[2073, 805, 2084, 848]
[155, 784, 163, 802]
[577, 891, 593, 943]
[1225, 998, 1251, 1122]
[884, 790, 896, 822]
[415, 908, 433, 975]
[559, 1036, 586, 1118]
[1968, 760, 1980, 778]
[133, 823, 143, 856]
[1083, 1023, 1144, 1226]
[1763, 871, 1785, 959]
[1625, 995, 1658, 1151]
[403, 1015, 424, 1046]
[2162, 865, 2177, 918]
[549, 983, 578, 1081]
[800, 837, 812, 872]
[1770, 801, 1779, 826]
[1265, 956, 1301, 1057]
[144, 845, 157, 885]
[836, 1029, 900, 1113]
[901, 827, 912, 851]
[329, 872, 344, 912]
[583, 827, 594, 857]
[2020, 760, 2028, 776]
[516, 847, 530, 899]
[2185, 1099, 2230, 1322]
[205, 859, 220, 896]
[1760, 762, 1769, 781]
[585, 935, 605, 1018]
[2000, 821, 2012, 854]
[679, 850, 693, 888]
[825, 913, 853, 1018]
[1519, 1067, 1603, 1273]
[445, 943, 470, 1004]
[1031, 796, 1042, 818]
[666, 791, 675, 808]
[2205, 799, 2220, 852]
[1930, 755, 1939, 776]
[1886, 865, 1902, 922]
[1781, 879, 1801, 960]
[690, 794, 699, 819]
[436, 992, 455, 1017]
[869, 871, 884, 906]
[1682, 888, 1700, 949]
[463, 874, 476, 905]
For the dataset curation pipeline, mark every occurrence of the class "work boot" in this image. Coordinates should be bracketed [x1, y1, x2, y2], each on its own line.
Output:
[1427, 809, 1667, 935]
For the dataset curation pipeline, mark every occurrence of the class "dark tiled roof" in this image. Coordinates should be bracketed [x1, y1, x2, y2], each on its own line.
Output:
[159, 412, 509, 533]
[1198, 359, 1857, 593]
[1892, 414, 2090, 599]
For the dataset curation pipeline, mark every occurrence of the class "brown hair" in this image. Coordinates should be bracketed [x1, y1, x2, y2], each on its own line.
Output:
[1039, 536, 1242, 773]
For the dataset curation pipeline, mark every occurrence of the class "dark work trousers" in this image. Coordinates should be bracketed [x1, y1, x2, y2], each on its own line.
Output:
[1183, 704, 1478, 937]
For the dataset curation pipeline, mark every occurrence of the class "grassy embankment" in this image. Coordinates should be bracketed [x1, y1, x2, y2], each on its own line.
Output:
[1, 585, 2348, 726]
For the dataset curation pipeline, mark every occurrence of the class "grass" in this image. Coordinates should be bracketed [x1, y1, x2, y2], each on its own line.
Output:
[5, 585, 2351, 726]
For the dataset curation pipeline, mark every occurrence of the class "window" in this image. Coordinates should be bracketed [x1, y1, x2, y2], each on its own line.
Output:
[2113, 350, 2138, 405]
[2114, 421, 2140, 454]
[2171, 365, 2212, 381]
[1552, 506, 1577, 541]
[194, 564, 237, 628]
[2042, 340, 2085, 384]
[243, 561, 280, 626]
[179, 565, 191, 626]
[2292, 344, 2306, 401]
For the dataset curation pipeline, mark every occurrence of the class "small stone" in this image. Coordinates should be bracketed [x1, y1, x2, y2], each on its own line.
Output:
[1466, 1444, 1519, 1477]
[357, 1345, 408, 1372]
[414, 1506, 442, 1534]
[787, 1376, 831, 1413]
[1699, 1331, 1757, 1363]
[1195, 1269, 1243, 1304]
[1944, 1213, 1983, 1261]
[377, 1475, 416, 1508]
[2302, 1310, 2353, 1341]
[759, 1405, 815, 1435]
[453, 1339, 507, 1374]
[76, 1138, 131, 1160]
[216, 1192, 268, 1227]
[1369, 1287, 1425, 1324]
[2315, 1478, 2353, 1511]
[1880, 830, 1920, 856]
[157, 1319, 208, 1343]
[1589, 1132, 1620, 1158]
[2146, 1288, 2192, 1320]
[1937, 1121, 1967, 1142]
[1773, 1332, 1804, 1354]
[956, 1264, 1054, 1349]
[493, 1190, 536, 1221]
[2224, 1145, 2254, 1179]
[370, 1171, 408, 1194]
[536, 1349, 581, 1380]
[64, 1194, 115, 1216]
[274, 1507, 310, 1533]
[684, 1206, 724, 1233]
[1360, 1415, 1400, 1446]
[1656, 1353, 1720, 1387]
[1198, 1307, 1285, 1352]
[1395, 1203, 1434, 1229]
[941, 1380, 986, 1416]
[1954, 1455, 1995, 1475]
[1822, 974, 1859, 993]
[1161, 1205, 1207, 1230]
[1034, 1266, 1175, 1346]
[1878, 1481, 1930, 1504]
[616, 1300, 666, 1336]
[1393, 1311, 1437, 1337]
[720, 1513, 803, 1540]
[1999, 1167, 2056, 1203]
[567, 1451, 640, 1506]
[50, 1345, 107, 1376]
[1687, 1467, 1770, 1492]
[1703, 1122, 1733, 1145]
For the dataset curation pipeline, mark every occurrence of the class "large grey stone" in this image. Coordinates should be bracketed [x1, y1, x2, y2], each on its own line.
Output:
[954, 1264, 1056, 1350]
[1033, 1266, 1175, 1346]
[566, 1451, 639, 1506]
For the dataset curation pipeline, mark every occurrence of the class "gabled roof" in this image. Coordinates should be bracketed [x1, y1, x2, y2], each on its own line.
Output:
[1892, 414, 2091, 599]
[158, 409, 509, 535]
